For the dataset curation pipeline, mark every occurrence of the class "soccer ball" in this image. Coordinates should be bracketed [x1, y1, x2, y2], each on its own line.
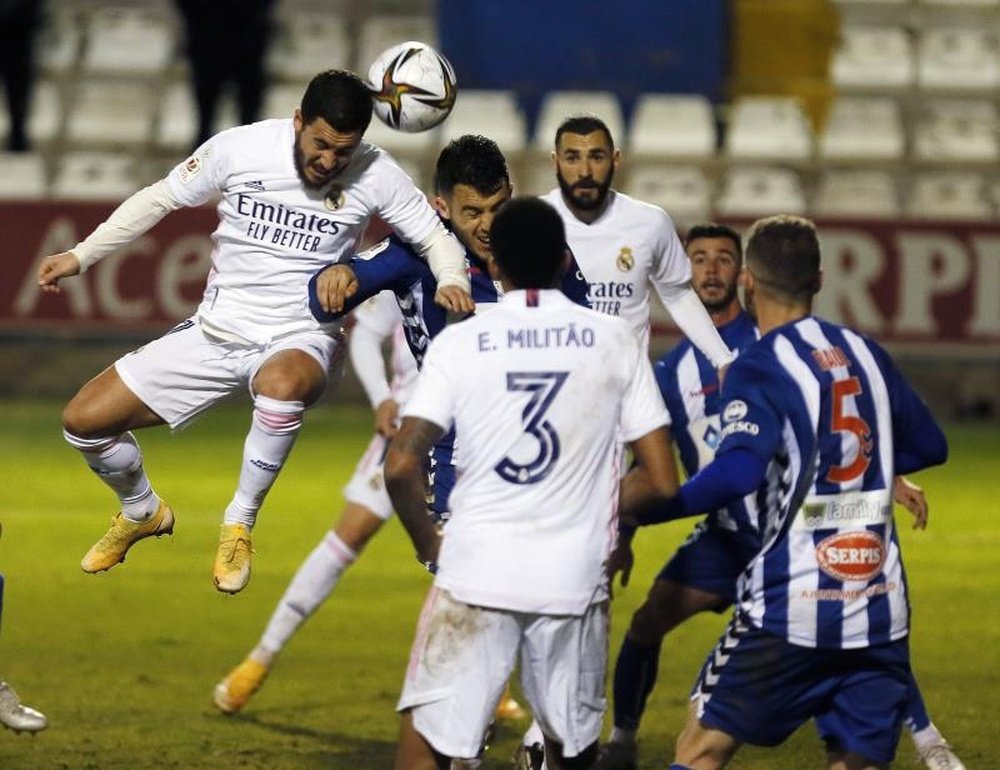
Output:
[367, 41, 457, 132]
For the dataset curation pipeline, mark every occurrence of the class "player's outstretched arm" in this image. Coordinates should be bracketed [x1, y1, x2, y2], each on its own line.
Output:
[894, 476, 928, 530]
[386, 416, 446, 567]
[37, 252, 82, 293]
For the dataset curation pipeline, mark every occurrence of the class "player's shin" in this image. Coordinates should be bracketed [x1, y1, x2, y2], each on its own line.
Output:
[224, 396, 304, 528]
[610, 635, 662, 742]
[63, 429, 160, 521]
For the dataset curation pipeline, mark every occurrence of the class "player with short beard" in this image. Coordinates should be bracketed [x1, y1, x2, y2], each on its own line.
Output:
[36, 69, 472, 595]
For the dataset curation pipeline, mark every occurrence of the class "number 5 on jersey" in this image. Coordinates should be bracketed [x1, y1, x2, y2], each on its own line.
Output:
[495, 371, 569, 485]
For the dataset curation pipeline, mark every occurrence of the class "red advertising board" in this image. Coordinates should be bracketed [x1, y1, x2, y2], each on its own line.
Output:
[2, 203, 999, 354]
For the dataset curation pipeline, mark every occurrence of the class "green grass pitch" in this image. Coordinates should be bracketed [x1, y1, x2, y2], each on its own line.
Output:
[0, 400, 996, 768]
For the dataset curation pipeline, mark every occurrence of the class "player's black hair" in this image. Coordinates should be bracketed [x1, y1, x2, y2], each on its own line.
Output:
[685, 222, 743, 265]
[434, 135, 509, 197]
[743, 214, 821, 303]
[554, 115, 615, 150]
[490, 197, 566, 289]
[300, 70, 373, 134]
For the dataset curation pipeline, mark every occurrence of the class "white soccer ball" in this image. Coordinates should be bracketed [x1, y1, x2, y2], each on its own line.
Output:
[367, 41, 457, 132]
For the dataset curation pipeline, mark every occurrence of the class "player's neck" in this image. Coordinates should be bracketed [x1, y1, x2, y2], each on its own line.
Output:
[710, 301, 742, 328]
[756, 300, 810, 336]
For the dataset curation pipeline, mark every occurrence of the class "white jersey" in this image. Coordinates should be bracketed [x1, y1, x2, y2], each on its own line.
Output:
[351, 292, 418, 407]
[540, 188, 692, 350]
[166, 118, 442, 344]
[403, 289, 669, 615]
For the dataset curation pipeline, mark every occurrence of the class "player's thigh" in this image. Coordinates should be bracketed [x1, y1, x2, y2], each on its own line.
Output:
[341, 432, 394, 535]
[332, 501, 386, 553]
[519, 601, 609, 759]
[815, 640, 910, 768]
[63, 364, 165, 436]
[398, 588, 519, 761]
[250, 330, 344, 405]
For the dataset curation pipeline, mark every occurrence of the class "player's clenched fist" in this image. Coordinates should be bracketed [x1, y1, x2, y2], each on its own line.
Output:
[37, 252, 81, 293]
[314, 264, 359, 314]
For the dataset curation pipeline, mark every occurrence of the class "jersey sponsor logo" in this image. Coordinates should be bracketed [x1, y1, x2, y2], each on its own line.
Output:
[324, 185, 346, 211]
[722, 399, 748, 422]
[616, 247, 635, 272]
[796, 490, 891, 530]
[178, 155, 202, 184]
[720, 419, 759, 439]
[815, 530, 885, 582]
[688, 383, 719, 399]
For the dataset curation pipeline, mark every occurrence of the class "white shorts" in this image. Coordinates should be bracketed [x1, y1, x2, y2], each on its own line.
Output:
[397, 587, 608, 760]
[342, 432, 393, 520]
[115, 318, 344, 430]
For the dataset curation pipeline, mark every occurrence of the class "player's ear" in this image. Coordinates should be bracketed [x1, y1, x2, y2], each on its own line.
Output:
[293, 109, 303, 132]
[486, 254, 502, 282]
[612, 147, 622, 168]
[432, 195, 450, 220]
[815, 269, 824, 294]
[550, 150, 558, 170]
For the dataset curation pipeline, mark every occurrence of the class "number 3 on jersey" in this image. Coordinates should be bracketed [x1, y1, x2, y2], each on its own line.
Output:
[826, 376, 874, 484]
[495, 371, 568, 485]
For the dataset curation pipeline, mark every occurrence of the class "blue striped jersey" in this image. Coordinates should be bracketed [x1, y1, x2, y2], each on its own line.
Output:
[717, 316, 944, 649]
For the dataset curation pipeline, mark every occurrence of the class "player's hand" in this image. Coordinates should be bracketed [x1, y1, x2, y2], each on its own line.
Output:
[606, 534, 635, 596]
[374, 398, 400, 438]
[37, 252, 81, 293]
[894, 476, 928, 530]
[315, 265, 358, 314]
[434, 285, 474, 315]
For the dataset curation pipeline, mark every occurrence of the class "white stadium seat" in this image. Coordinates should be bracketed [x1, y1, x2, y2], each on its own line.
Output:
[356, 15, 438, 75]
[725, 96, 813, 160]
[905, 171, 994, 221]
[81, 7, 174, 76]
[813, 170, 901, 219]
[912, 99, 999, 163]
[832, 26, 914, 89]
[362, 115, 439, 156]
[438, 90, 527, 154]
[0, 153, 47, 200]
[533, 90, 627, 150]
[66, 81, 155, 147]
[629, 94, 716, 158]
[0, 79, 63, 146]
[155, 82, 239, 150]
[51, 152, 137, 201]
[624, 164, 712, 227]
[715, 167, 807, 217]
[37, 7, 82, 74]
[917, 28, 1000, 90]
[266, 12, 351, 82]
[261, 83, 303, 120]
[818, 96, 904, 161]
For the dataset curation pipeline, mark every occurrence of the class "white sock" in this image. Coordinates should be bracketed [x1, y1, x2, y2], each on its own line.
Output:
[224, 395, 303, 529]
[258, 531, 357, 654]
[609, 727, 637, 745]
[911, 722, 947, 754]
[523, 719, 544, 747]
[63, 430, 160, 522]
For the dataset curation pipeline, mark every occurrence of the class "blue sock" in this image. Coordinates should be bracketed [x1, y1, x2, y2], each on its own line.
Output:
[669, 764, 694, 769]
[903, 669, 931, 733]
[612, 634, 662, 731]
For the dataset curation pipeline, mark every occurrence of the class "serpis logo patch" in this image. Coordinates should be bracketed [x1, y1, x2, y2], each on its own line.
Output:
[815, 530, 885, 582]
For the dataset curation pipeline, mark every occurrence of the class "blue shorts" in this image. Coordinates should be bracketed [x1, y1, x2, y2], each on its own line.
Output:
[657, 519, 758, 606]
[693, 616, 910, 764]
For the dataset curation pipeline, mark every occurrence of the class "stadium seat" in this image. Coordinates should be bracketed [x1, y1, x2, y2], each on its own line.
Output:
[518, 160, 557, 196]
[66, 81, 155, 147]
[0, 79, 63, 146]
[813, 170, 900, 219]
[363, 115, 439, 156]
[624, 164, 712, 227]
[912, 99, 999, 163]
[438, 90, 527, 154]
[81, 7, 174, 76]
[50, 152, 138, 201]
[905, 171, 994, 221]
[0, 153, 47, 200]
[261, 84, 303, 120]
[715, 167, 807, 217]
[818, 96, 904, 161]
[155, 82, 239, 150]
[36, 6, 82, 74]
[266, 12, 351, 82]
[832, 26, 914, 89]
[356, 15, 438, 74]
[917, 28, 1000, 90]
[533, 91, 626, 150]
[725, 96, 813, 160]
[628, 94, 716, 158]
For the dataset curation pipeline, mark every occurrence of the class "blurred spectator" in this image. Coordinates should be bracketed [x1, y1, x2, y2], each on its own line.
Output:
[0, 0, 41, 152]
[174, 0, 275, 149]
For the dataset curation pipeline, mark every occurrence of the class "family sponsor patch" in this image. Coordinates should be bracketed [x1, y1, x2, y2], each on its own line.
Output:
[795, 489, 892, 530]
[815, 530, 885, 582]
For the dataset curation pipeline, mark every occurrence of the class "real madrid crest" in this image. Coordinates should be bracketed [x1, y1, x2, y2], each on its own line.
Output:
[616, 246, 635, 272]
[324, 185, 346, 211]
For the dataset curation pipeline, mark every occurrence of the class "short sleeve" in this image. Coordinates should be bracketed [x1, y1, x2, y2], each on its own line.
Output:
[620, 341, 670, 441]
[715, 355, 782, 462]
[166, 136, 227, 207]
[401, 334, 456, 432]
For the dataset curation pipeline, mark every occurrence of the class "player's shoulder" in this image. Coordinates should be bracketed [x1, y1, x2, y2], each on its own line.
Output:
[213, 118, 290, 150]
[610, 190, 675, 227]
